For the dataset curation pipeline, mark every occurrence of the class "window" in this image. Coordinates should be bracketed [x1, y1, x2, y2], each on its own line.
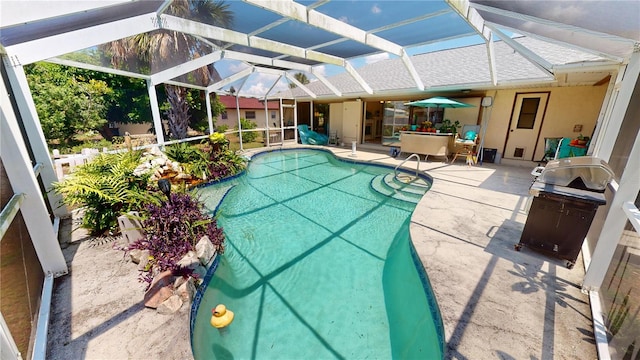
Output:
[245, 111, 256, 119]
[271, 111, 276, 119]
[221, 111, 227, 120]
[517, 98, 540, 129]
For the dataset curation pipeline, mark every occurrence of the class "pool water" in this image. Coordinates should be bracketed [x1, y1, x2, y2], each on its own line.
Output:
[192, 149, 443, 359]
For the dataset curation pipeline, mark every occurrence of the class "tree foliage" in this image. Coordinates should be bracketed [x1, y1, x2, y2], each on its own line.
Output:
[289, 72, 310, 88]
[103, 0, 234, 140]
[25, 62, 112, 145]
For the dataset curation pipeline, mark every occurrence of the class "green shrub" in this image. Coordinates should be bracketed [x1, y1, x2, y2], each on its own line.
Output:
[236, 118, 258, 143]
[53, 151, 160, 235]
[165, 142, 209, 179]
[215, 124, 229, 133]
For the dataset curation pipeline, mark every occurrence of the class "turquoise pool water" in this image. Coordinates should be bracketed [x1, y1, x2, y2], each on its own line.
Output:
[191, 149, 443, 359]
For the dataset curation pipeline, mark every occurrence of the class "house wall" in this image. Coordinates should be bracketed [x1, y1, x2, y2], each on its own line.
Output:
[444, 97, 483, 128]
[217, 109, 280, 130]
[116, 123, 154, 135]
[482, 85, 608, 163]
[115, 107, 281, 136]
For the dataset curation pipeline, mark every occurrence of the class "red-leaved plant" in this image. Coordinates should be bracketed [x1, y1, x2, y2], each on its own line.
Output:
[129, 192, 225, 287]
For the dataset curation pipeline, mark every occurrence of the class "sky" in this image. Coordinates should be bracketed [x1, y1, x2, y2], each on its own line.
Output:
[217, 1, 491, 98]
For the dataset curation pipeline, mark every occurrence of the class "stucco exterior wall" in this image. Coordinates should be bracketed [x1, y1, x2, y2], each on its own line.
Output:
[445, 97, 483, 128]
[116, 122, 154, 135]
[481, 85, 607, 162]
[217, 109, 280, 130]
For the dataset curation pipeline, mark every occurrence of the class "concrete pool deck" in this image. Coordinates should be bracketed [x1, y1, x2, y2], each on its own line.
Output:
[48, 145, 597, 359]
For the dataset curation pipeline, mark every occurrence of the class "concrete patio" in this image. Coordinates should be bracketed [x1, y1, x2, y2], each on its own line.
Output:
[47, 146, 596, 359]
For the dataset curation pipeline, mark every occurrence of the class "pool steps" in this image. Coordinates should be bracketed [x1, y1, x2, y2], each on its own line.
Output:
[370, 173, 430, 204]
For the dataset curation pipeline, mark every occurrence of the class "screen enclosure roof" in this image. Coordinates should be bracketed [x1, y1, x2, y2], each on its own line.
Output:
[1, 0, 638, 99]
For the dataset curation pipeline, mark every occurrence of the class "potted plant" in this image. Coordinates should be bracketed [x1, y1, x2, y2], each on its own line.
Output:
[440, 119, 460, 134]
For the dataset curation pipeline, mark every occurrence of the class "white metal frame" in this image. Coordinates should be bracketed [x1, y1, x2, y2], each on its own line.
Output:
[583, 51, 640, 291]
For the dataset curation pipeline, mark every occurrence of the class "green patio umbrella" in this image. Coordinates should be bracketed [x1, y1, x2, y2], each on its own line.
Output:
[404, 96, 474, 108]
[405, 96, 474, 125]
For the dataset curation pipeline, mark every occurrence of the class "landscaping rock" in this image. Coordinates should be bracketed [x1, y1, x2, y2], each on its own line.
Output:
[129, 249, 143, 264]
[176, 277, 196, 302]
[196, 236, 216, 265]
[143, 270, 174, 309]
[192, 265, 207, 280]
[152, 157, 166, 166]
[177, 251, 200, 271]
[136, 250, 151, 271]
[173, 276, 187, 290]
[158, 294, 183, 315]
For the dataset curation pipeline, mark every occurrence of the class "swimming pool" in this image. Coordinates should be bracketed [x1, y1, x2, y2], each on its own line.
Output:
[191, 149, 444, 359]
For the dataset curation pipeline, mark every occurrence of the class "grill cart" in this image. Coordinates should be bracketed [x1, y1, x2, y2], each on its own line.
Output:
[516, 157, 614, 269]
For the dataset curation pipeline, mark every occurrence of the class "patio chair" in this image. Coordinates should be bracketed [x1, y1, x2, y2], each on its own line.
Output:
[451, 125, 480, 165]
[555, 137, 588, 159]
[328, 130, 338, 145]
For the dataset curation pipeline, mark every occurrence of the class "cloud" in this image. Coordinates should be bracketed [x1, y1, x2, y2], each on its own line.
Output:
[371, 4, 381, 14]
[241, 73, 288, 97]
[338, 16, 349, 23]
[313, 65, 326, 77]
[364, 52, 390, 64]
[244, 82, 270, 97]
[228, 61, 249, 74]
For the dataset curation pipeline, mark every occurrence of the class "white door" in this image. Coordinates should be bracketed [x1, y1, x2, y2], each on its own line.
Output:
[504, 92, 549, 161]
[342, 100, 362, 143]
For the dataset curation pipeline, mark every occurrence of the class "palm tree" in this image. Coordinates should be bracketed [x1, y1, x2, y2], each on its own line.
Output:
[104, 0, 233, 139]
[289, 72, 310, 88]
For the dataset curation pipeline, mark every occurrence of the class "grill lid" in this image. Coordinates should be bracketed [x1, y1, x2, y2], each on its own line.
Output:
[536, 156, 614, 191]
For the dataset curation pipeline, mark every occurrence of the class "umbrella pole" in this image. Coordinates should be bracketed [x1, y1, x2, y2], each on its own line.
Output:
[477, 101, 493, 165]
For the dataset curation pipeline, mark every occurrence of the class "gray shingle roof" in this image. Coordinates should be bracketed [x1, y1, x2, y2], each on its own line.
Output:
[281, 36, 611, 99]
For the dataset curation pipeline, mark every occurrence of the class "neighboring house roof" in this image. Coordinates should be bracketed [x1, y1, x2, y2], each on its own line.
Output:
[280, 36, 612, 100]
[218, 95, 280, 110]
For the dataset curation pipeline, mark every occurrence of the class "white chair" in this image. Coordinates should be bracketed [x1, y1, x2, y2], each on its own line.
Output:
[328, 131, 338, 145]
[451, 125, 480, 165]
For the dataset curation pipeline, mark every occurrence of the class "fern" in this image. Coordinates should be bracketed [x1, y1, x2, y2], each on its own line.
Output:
[54, 151, 161, 235]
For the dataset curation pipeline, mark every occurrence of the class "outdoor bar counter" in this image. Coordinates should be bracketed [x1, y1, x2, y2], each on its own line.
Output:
[400, 131, 453, 161]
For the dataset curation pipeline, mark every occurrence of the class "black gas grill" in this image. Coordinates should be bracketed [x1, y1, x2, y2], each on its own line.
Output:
[516, 157, 614, 268]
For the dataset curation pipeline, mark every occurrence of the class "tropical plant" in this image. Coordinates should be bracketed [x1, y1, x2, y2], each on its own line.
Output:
[103, 0, 233, 140]
[164, 142, 209, 179]
[165, 142, 203, 164]
[208, 132, 228, 146]
[236, 118, 258, 143]
[207, 148, 246, 181]
[130, 191, 225, 286]
[53, 151, 160, 235]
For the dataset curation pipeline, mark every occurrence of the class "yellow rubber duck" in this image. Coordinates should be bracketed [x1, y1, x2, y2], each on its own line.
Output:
[210, 304, 234, 328]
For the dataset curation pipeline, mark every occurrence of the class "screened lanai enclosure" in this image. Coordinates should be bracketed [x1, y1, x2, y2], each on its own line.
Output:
[1, 1, 639, 359]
